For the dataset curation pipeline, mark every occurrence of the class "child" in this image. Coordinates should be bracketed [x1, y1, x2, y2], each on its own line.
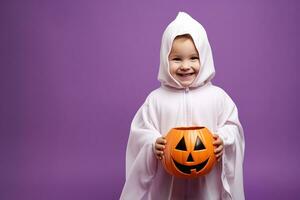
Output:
[120, 12, 245, 200]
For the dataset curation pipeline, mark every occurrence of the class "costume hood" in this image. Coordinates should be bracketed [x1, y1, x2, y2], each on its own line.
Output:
[158, 12, 215, 89]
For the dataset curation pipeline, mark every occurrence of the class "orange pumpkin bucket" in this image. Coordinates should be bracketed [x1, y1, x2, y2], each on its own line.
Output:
[161, 126, 216, 178]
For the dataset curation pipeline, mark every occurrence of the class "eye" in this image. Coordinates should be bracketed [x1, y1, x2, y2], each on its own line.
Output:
[194, 136, 205, 150]
[175, 137, 187, 151]
[191, 56, 199, 60]
[172, 57, 181, 61]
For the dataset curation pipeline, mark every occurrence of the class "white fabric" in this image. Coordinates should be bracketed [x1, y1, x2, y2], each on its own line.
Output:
[120, 12, 245, 200]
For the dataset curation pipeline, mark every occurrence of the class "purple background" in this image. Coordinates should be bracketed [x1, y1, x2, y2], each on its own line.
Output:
[1, 0, 299, 199]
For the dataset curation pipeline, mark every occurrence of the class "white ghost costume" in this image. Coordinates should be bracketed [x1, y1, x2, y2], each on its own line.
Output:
[120, 12, 245, 200]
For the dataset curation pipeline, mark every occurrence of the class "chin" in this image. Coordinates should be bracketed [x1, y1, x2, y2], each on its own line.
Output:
[175, 76, 196, 88]
[179, 82, 193, 88]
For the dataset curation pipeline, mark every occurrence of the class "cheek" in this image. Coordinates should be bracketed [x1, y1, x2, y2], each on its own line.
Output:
[194, 63, 200, 73]
[169, 62, 179, 74]
[192, 61, 200, 69]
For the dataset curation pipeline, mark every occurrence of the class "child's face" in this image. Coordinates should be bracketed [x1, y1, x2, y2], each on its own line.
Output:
[168, 36, 200, 88]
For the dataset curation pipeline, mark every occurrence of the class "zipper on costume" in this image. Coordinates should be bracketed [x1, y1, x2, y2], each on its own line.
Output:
[184, 87, 189, 126]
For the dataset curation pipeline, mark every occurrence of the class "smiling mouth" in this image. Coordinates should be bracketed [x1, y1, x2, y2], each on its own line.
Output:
[177, 73, 194, 77]
[172, 158, 209, 174]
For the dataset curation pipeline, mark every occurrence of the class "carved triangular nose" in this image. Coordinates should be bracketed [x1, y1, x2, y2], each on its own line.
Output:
[187, 153, 194, 162]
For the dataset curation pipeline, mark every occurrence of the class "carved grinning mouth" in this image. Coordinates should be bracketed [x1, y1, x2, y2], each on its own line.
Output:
[172, 157, 209, 174]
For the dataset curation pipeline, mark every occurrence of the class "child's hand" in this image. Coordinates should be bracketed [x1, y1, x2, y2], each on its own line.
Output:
[213, 134, 224, 162]
[154, 137, 167, 160]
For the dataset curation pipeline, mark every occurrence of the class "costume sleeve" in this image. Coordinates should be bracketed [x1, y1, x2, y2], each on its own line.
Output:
[120, 95, 161, 200]
[216, 91, 245, 200]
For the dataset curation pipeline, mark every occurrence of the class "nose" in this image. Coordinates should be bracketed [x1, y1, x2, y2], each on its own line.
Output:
[180, 61, 191, 70]
[187, 153, 194, 162]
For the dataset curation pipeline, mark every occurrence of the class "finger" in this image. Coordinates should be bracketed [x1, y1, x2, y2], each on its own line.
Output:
[214, 145, 223, 154]
[160, 151, 164, 156]
[212, 134, 219, 139]
[156, 153, 164, 160]
[157, 138, 167, 145]
[155, 143, 165, 150]
[215, 151, 223, 159]
[213, 138, 221, 145]
[156, 150, 164, 156]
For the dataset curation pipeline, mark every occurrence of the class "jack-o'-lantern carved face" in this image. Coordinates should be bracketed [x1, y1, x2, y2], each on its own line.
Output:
[162, 127, 216, 178]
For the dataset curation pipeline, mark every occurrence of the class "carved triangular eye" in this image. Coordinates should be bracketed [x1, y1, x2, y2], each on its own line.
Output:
[194, 136, 205, 150]
[175, 137, 187, 151]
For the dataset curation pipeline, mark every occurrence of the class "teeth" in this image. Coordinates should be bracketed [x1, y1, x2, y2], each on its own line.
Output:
[178, 73, 193, 76]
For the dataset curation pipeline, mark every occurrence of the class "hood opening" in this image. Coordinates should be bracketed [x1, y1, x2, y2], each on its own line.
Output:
[158, 12, 215, 90]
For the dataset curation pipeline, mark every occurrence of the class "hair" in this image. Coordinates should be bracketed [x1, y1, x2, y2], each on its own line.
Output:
[174, 33, 193, 40]
[172, 34, 199, 55]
